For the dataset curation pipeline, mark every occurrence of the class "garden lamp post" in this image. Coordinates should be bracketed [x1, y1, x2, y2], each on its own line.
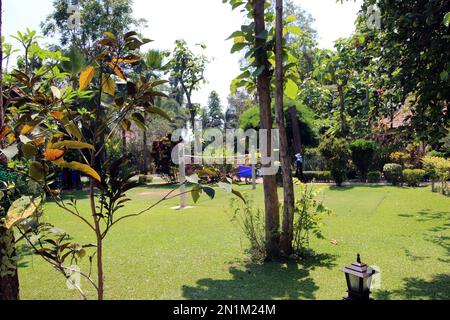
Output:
[341, 254, 377, 300]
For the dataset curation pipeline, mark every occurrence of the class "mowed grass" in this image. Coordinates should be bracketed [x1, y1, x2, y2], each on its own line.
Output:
[18, 184, 450, 300]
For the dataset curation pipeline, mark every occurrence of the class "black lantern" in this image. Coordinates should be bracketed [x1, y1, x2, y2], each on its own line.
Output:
[340, 254, 377, 300]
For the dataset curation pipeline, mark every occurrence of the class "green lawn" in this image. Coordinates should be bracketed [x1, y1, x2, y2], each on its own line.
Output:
[18, 184, 450, 300]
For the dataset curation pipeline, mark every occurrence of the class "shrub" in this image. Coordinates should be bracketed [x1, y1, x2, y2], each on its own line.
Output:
[303, 171, 332, 182]
[293, 183, 332, 255]
[230, 195, 265, 261]
[349, 139, 377, 180]
[422, 156, 450, 195]
[367, 171, 382, 183]
[383, 163, 403, 185]
[427, 150, 446, 158]
[303, 148, 327, 171]
[403, 169, 425, 187]
[390, 152, 411, 167]
[319, 138, 351, 187]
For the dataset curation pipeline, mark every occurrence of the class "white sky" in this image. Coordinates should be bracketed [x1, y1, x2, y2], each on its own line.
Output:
[3, 0, 363, 108]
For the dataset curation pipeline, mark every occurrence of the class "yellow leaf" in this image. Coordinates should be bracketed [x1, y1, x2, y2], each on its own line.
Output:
[79, 66, 96, 90]
[108, 62, 127, 81]
[102, 74, 115, 96]
[52, 141, 95, 151]
[58, 161, 101, 182]
[5, 196, 42, 229]
[21, 120, 40, 135]
[44, 149, 65, 162]
[234, 36, 245, 44]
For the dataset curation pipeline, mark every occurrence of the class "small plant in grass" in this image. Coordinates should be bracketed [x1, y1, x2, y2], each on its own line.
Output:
[367, 171, 382, 183]
[403, 169, 425, 187]
[383, 163, 403, 185]
[230, 195, 266, 262]
[293, 181, 331, 256]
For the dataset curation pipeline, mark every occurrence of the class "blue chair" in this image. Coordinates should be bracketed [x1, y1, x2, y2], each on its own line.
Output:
[238, 166, 253, 179]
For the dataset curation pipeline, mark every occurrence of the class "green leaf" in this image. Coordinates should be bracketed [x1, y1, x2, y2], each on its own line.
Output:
[232, 189, 246, 203]
[29, 161, 46, 181]
[191, 185, 201, 203]
[147, 106, 171, 121]
[65, 122, 82, 141]
[253, 65, 265, 78]
[21, 143, 37, 159]
[444, 12, 450, 27]
[202, 186, 215, 200]
[132, 113, 147, 131]
[226, 31, 245, 40]
[285, 15, 297, 24]
[285, 78, 299, 100]
[284, 25, 302, 36]
[231, 42, 247, 54]
[255, 30, 268, 40]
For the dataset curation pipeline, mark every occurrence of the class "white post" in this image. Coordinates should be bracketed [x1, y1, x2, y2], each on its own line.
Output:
[252, 163, 256, 190]
[179, 143, 186, 209]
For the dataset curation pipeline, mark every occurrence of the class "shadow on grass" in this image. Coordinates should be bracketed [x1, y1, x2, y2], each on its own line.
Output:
[398, 209, 450, 263]
[182, 252, 337, 300]
[328, 185, 390, 191]
[375, 274, 450, 300]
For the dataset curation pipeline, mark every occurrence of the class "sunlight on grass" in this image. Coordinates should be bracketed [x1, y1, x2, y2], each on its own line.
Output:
[18, 185, 450, 300]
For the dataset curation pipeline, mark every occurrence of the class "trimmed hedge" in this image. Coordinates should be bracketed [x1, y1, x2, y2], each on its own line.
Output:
[303, 171, 333, 182]
[367, 171, 382, 183]
[403, 169, 425, 187]
[383, 163, 403, 185]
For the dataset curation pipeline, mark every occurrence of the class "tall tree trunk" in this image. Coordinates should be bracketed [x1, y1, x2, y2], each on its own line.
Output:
[0, 228, 20, 300]
[275, 0, 296, 256]
[254, 0, 281, 260]
[338, 85, 347, 135]
[288, 107, 302, 155]
[143, 112, 148, 174]
[0, 0, 20, 301]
